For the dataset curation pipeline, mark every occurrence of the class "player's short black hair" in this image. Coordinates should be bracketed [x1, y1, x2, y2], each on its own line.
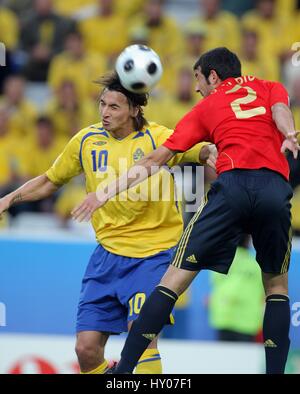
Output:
[96, 72, 148, 131]
[194, 47, 242, 81]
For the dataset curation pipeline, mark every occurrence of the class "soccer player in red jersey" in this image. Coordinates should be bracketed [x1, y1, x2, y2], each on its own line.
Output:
[72, 48, 300, 374]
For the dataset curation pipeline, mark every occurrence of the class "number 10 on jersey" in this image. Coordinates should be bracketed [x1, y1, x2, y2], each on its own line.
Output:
[91, 150, 108, 172]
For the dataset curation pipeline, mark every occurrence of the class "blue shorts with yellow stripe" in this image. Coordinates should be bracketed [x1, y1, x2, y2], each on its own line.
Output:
[76, 244, 175, 334]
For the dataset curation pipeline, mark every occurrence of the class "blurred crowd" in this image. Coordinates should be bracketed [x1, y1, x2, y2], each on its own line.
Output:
[0, 0, 300, 232]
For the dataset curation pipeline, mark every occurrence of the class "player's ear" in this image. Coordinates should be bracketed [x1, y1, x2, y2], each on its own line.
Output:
[209, 70, 219, 85]
[131, 105, 139, 118]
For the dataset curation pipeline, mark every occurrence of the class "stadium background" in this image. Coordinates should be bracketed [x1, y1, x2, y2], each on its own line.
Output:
[0, 0, 300, 374]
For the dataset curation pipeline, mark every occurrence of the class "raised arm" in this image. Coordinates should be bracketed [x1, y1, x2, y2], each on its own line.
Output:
[272, 103, 300, 159]
[0, 175, 59, 218]
[272, 103, 296, 138]
[71, 146, 174, 221]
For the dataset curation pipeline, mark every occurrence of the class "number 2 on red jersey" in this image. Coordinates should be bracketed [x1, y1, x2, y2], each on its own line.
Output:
[226, 84, 267, 119]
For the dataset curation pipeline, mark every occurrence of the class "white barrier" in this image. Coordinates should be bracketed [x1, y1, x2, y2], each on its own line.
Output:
[0, 334, 264, 374]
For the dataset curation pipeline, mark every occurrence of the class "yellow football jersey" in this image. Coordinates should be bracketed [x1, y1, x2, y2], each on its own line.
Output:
[46, 122, 208, 257]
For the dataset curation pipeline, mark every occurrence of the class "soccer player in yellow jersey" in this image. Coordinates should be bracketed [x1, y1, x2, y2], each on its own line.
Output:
[0, 72, 216, 374]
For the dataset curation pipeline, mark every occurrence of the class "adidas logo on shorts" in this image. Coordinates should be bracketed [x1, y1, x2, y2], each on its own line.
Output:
[264, 339, 277, 348]
[186, 254, 198, 263]
[142, 333, 156, 340]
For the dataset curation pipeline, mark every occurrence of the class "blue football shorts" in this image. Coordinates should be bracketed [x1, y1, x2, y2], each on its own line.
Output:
[76, 244, 175, 334]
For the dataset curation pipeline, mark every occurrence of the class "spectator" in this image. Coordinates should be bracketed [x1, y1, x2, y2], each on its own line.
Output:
[0, 75, 37, 141]
[145, 66, 198, 129]
[0, 4, 19, 90]
[209, 235, 264, 342]
[79, 0, 128, 65]
[0, 3, 19, 51]
[130, 0, 184, 67]
[52, 0, 93, 17]
[183, 20, 207, 64]
[45, 80, 98, 139]
[189, 0, 240, 52]
[221, 0, 255, 16]
[114, 0, 144, 17]
[241, 0, 291, 60]
[239, 29, 280, 81]
[48, 30, 107, 100]
[0, 105, 16, 193]
[21, 116, 65, 179]
[20, 0, 76, 81]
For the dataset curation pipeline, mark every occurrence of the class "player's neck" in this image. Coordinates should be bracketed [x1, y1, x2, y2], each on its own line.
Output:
[109, 127, 135, 140]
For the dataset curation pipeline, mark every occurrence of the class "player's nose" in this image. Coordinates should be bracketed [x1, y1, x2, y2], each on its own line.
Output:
[101, 107, 111, 118]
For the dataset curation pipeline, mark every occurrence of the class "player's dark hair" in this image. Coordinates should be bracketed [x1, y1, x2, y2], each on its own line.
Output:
[36, 115, 53, 128]
[96, 72, 148, 131]
[194, 47, 242, 81]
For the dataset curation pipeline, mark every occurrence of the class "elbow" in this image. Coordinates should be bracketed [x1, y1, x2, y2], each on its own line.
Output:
[41, 175, 59, 196]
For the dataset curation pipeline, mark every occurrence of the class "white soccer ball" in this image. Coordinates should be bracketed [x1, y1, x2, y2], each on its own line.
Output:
[115, 45, 163, 93]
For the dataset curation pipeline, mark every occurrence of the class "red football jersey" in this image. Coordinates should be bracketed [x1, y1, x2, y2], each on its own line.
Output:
[164, 76, 290, 180]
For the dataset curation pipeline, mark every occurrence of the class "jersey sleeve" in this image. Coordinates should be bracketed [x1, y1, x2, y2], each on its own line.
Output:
[268, 81, 290, 107]
[163, 103, 210, 152]
[45, 132, 83, 185]
[167, 142, 210, 167]
[153, 123, 210, 167]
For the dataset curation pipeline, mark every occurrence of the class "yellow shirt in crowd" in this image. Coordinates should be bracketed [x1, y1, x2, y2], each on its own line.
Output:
[0, 7, 18, 50]
[22, 138, 66, 178]
[241, 10, 291, 57]
[189, 11, 240, 53]
[79, 14, 128, 57]
[0, 98, 37, 141]
[53, 0, 143, 17]
[48, 52, 107, 100]
[145, 95, 198, 130]
[240, 56, 280, 82]
[45, 99, 99, 139]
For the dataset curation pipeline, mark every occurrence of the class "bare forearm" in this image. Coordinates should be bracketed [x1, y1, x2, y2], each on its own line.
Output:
[4, 175, 59, 208]
[104, 147, 174, 199]
[272, 103, 296, 138]
[104, 156, 159, 199]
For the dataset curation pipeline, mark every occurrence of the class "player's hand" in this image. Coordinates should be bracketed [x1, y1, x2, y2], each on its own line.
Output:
[0, 197, 10, 221]
[200, 144, 218, 170]
[281, 131, 300, 159]
[71, 191, 108, 222]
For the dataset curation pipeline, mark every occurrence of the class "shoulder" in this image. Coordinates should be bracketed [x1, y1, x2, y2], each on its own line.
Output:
[144, 121, 173, 137]
[192, 96, 212, 115]
[219, 10, 239, 23]
[0, 7, 17, 20]
[50, 52, 68, 65]
[162, 16, 180, 29]
[72, 122, 105, 143]
[255, 78, 287, 92]
[21, 99, 38, 114]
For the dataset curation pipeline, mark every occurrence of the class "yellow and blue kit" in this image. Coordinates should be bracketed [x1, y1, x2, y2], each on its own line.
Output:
[46, 121, 207, 333]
